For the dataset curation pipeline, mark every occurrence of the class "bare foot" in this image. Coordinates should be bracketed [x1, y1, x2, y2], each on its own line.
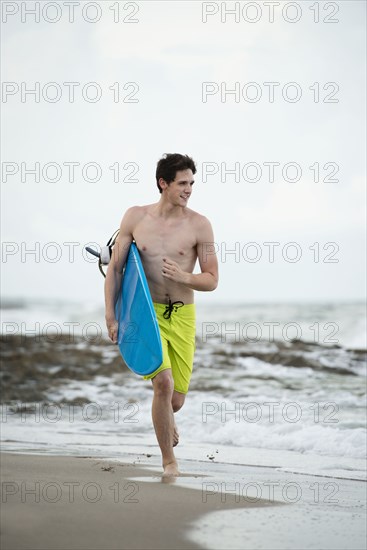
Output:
[173, 421, 179, 447]
[162, 461, 180, 477]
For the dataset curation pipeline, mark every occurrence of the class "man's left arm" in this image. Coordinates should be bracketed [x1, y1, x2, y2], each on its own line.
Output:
[162, 217, 218, 291]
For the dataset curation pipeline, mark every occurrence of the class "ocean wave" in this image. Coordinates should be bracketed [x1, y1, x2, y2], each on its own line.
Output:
[1, 334, 365, 405]
[198, 337, 366, 376]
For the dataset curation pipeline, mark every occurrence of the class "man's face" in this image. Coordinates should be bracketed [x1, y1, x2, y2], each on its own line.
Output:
[162, 169, 194, 206]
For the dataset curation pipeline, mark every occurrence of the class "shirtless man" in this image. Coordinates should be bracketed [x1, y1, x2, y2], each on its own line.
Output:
[104, 153, 218, 477]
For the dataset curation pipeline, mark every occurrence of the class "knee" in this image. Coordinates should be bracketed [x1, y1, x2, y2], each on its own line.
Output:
[153, 371, 174, 397]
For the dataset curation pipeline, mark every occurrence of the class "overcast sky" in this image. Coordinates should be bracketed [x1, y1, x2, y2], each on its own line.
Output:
[1, 0, 366, 304]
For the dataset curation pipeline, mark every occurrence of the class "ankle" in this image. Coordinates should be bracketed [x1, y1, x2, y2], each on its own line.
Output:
[163, 459, 177, 468]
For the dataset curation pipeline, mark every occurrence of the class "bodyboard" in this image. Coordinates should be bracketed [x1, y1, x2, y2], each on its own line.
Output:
[114, 243, 163, 375]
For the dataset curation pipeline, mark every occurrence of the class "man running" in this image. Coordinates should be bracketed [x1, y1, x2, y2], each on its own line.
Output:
[104, 153, 218, 477]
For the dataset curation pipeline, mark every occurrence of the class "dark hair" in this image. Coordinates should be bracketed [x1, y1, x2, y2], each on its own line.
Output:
[156, 153, 197, 193]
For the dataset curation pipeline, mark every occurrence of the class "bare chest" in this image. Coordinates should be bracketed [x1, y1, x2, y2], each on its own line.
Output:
[133, 217, 197, 263]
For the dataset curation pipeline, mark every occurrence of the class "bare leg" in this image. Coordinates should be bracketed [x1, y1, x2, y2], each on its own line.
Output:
[173, 421, 179, 447]
[151, 371, 179, 476]
[171, 391, 186, 447]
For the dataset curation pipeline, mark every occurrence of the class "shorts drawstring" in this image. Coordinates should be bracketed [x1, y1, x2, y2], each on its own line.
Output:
[163, 298, 184, 320]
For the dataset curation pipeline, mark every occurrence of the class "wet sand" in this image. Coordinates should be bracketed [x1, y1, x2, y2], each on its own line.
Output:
[0, 452, 279, 550]
[1, 452, 365, 550]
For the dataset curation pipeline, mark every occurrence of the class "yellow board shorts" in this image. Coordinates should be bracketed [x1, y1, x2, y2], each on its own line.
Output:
[143, 302, 196, 394]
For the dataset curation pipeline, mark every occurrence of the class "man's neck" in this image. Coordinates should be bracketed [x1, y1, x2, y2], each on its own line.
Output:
[154, 199, 185, 219]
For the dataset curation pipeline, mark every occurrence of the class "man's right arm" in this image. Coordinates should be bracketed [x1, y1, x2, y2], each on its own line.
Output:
[104, 207, 138, 343]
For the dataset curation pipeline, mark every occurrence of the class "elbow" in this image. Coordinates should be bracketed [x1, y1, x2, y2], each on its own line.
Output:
[210, 275, 218, 291]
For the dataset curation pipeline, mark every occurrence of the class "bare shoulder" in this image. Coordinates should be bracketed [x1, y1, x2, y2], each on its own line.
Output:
[124, 204, 146, 218]
[186, 208, 214, 231]
[122, 204, 155, 223]
[118, 205, 150, 237]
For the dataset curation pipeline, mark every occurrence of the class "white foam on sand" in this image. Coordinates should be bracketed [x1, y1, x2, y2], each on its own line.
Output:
[123, 457, 367, 550]
[186, 503, 366, 550]
[2, 407, 366, 480]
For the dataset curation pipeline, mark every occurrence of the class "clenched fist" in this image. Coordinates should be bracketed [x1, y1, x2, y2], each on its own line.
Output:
[161, 258, 189, 285]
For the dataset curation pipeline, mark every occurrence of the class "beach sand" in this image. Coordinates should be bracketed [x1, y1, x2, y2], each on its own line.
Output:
[0, 452, 365, 550]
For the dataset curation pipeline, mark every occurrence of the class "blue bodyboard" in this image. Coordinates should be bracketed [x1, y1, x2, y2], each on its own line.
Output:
[115, 243, 163, 375]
